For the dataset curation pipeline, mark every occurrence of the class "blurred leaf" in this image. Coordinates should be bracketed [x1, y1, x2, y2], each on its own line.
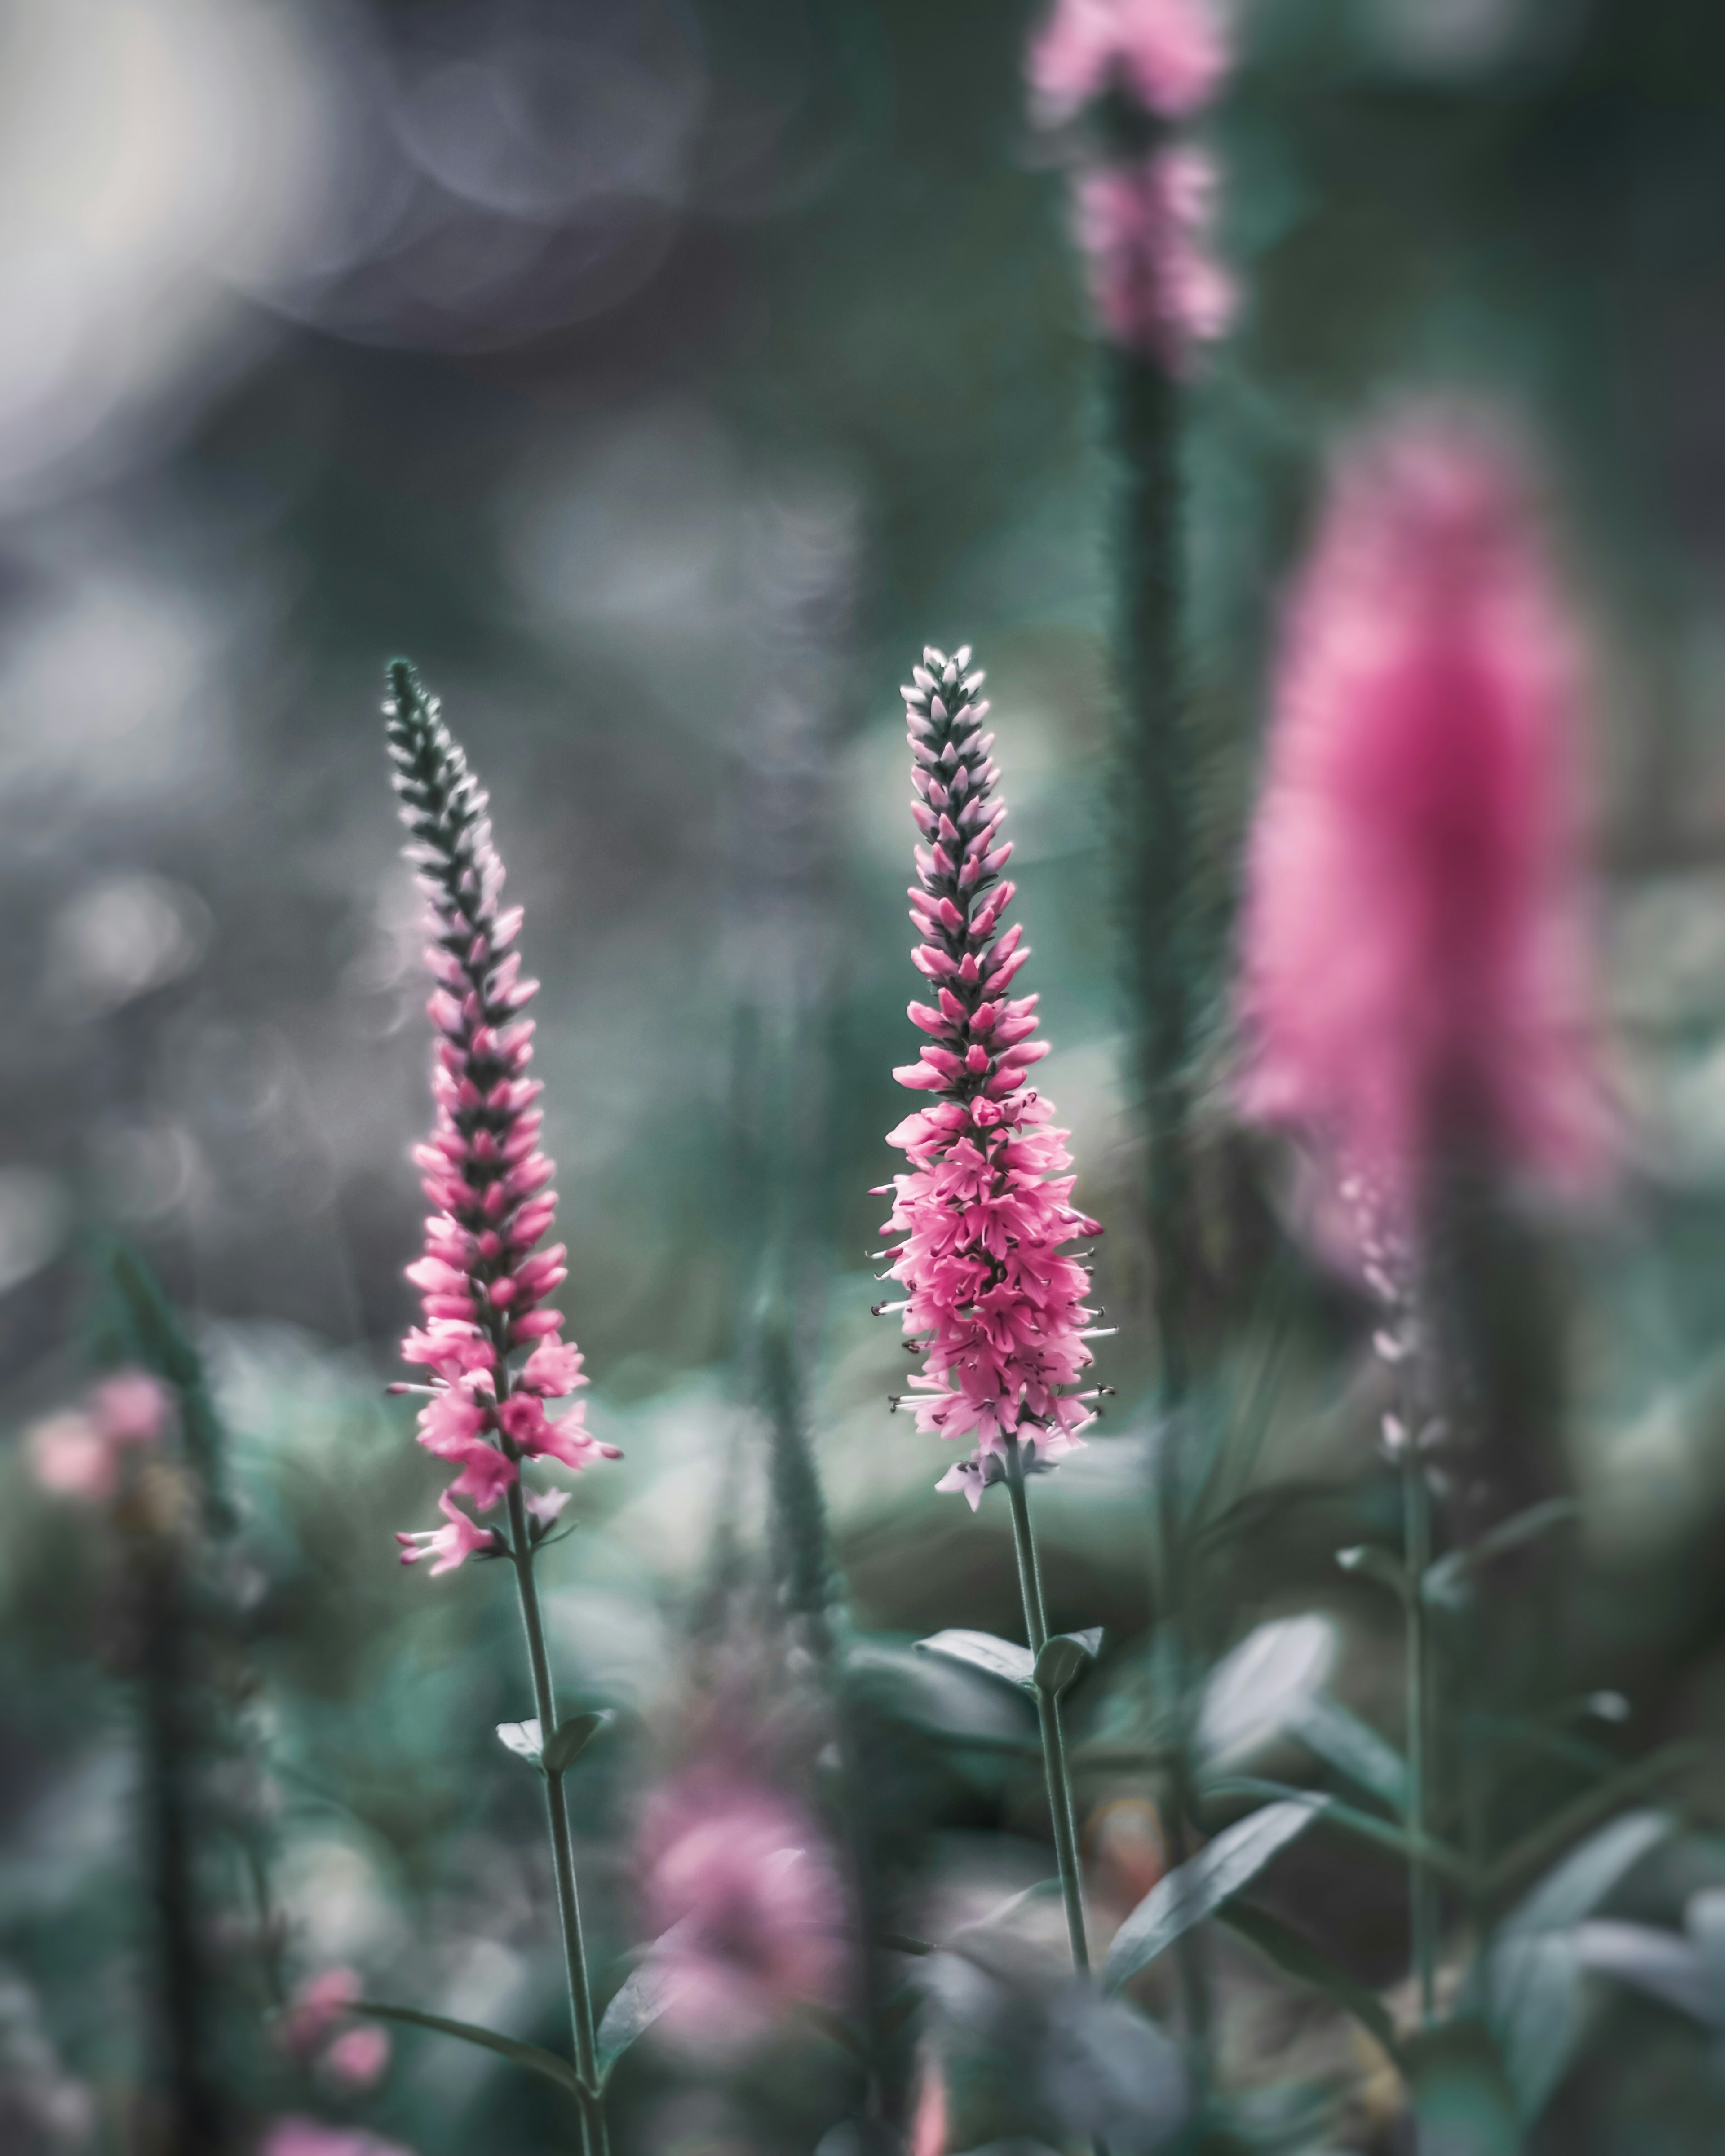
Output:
[1407, 2019, 1518, 2156]
[1425, 1500, 1580, 1610]
[1288, 1692, 1408, 1814]
[1105, 1797, 1329, 1991]
[597, 1927, 692, 2084]
[1216, 1901, 1404, 2070]
[1040, 1979, 1190, 2151]
[1197, 1614, 1335, 1770]
[1574, 1919, 1721, 2024]
[794, 1999, 869, 2059]
[543, 1710, 611, 1777]
[957, 1876, 1062, 1936]
[1035, 1635, 1092, 1696]
[1489, 1776, 1695, 1904]
[915, 1628, 1036, 1688]
[1496, 1808, 1675, 1937]
[495, 1719, 543, 1763]
[355, 2001, 588, 2103]
[1206, 1775, 1476, 1890]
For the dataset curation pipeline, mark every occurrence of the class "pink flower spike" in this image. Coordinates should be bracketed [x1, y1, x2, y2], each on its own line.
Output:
[1027, 0, 1229, 127]
[29, 1414, 117, 1503]
[385, 661, 614, 1569]
[1236, 407, 1613, 1255]
[1074, 148, 1235, 370]
[878, 647, 1103, 1498]
[258, 2121, 416, 2156]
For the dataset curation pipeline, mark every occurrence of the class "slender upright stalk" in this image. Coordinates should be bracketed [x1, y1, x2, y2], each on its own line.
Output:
[1004, 1437, 1089, 1974]
[506, 1481, 608, 2156]
[1401, 1453, 1437, 2026]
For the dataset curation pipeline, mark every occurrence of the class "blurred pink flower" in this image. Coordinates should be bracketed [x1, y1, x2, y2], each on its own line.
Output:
[321, 2026, 391, 2091]
[638, 1766, 847, 2058]
[1237, 408, 1611, 1246]
[911, 2045, 949, 2156]
[30, 1413, 118, 1502]
[1028, 0, 1230, 125]
[258, 2121, 414, 2156]
[1075, 148, 1235, 370]
[385, 664, 619, 1572]
[28, 1366, 173, 1504]
[277, 1968, 390, 2090]
[876, 647, 1105, 1502]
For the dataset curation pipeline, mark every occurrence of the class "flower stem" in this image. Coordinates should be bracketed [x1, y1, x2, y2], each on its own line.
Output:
[507, 1480, 609, 2156]
[1402, 1451, 1437, 2026]
[1004, 1437, 1089, 1974]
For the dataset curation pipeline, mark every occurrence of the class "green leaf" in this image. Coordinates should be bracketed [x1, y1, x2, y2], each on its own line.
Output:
[1034, 1635, 1092, 1696]
[1407, 2019, 1519, 2156]
[596, 1938, 685, 2083]
[1288, 1692, 1409, 1815]
[1335, 1544, 1407, 1599]
[914, 1629, 1036, 1689]
[1205, 1775, 1477, 1891]
[355, 2001, 589, 2103]
[1425, 1499, 1580, 1609]
[1104, 1797, 1329, 1992]
[495, 1719, 543, 1763]
[1215, 1901, 1403, 2069]
[543, 1710, 612, 1777]
[1496, 1808, 1675, 1938]
[1486, 1753, 1706, 1902]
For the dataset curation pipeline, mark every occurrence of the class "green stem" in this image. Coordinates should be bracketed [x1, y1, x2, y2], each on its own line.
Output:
[1004, 1438, 1089, 1974]
[1148, 1437, 1213, 2089]
[1402, 1453, 1437, 2027]
[507, 1482, 609, 2156]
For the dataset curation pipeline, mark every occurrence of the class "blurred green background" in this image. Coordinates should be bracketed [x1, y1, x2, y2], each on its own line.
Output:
[9, 0, 1725, 2150]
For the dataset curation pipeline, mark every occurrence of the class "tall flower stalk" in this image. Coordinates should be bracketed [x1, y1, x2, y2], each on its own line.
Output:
[385, 660, 618, 2154]
[1238, 409, 1609, 2036]
[875, 643, 1107, 1970]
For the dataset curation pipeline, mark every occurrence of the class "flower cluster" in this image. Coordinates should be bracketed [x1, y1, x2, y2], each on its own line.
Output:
[28, 1369, 173, 1504]
[875, 646, 1106, 1506]
[1237, 409, 1610, 1250]
[385, 662, 618, 1574]
[278, 1968, 390, 2092]
[1028, 0, 1235, 371]
[637, 1763, 847, 2059]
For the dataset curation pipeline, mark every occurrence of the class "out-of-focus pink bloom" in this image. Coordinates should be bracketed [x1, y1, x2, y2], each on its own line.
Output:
[1028, 0, 1230, 125]
[911, 2045, 949, 2156]
[321, 2026, 391, 2091]
[1075, 148, 1235, 370]
[638, 1766, 847, 2059]
[875, 646, 1105, 1500]
[28, 1367, 175, 1505]
[29, 1414, 118, 1502]
[385, 664, 618, 1572]
[90, 1369, 173, 1445]
[396, 1489, 500, 1575]
[257, 2120, 415, 2156]
[1238, 409, 1611, 1247]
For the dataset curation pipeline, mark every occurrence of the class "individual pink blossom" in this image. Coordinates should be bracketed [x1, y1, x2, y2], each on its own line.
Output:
[1074, 148, 1235, 370]
[1027, 0, 1230, 126]
[385, 663, 619, 1573]
[396, 1489, 501, 1575]
[257, 2121, 415, 2156]
[874, 646, 1106, 1503]
[1237, 408, 1611, 1248]
[28, 1366, 173, 1504]
[321, 2026, 391, 2091]
[638, 1765, 847, 2058]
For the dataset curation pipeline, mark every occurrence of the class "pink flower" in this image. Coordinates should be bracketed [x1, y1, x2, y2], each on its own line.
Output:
[90, 1369, 173, 1445]
[320, 2026, 391, 2091]
[396, 1489, 500, 1575]
[257, 2121, 415, 2156]
[29, 1414, 118, 1502]
[876, 647, 1106, 1498]
[277, 1969, 391, 2090]
[1237, 408, 1611, 1248]
[638, 1766, 847, 2059]
[1028, 0, 1230, 125]
[1074, 148, 1235, 369]
[385, 663, 618, 1571]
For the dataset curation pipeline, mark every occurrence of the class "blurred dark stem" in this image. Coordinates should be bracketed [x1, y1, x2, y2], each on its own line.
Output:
[506, 1487, 607, 2156]
[1109, 346, 1215, 2078]
[1401, 1450, 1438, 2028]
[1004, 1437, 1089, 1975]
[136, 1531, 225, 2156]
